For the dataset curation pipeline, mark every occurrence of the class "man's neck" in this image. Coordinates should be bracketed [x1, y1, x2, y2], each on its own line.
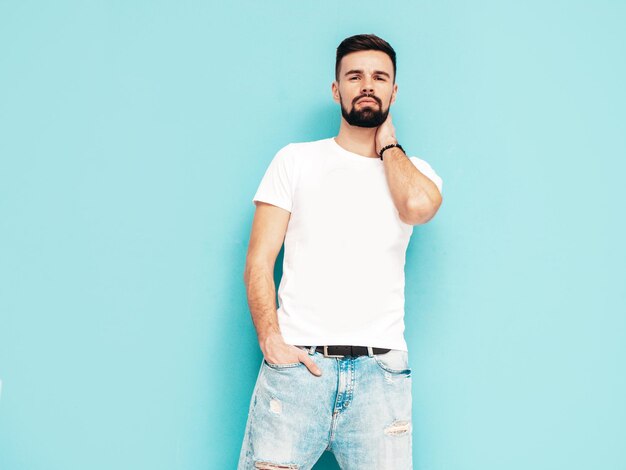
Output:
[334, 119, 379, 159]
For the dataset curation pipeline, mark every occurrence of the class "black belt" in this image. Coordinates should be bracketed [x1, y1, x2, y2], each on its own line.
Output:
[298, 345, 391, 358]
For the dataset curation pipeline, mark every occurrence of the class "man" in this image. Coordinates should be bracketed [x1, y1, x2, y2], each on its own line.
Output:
[238, 34, 443, 469]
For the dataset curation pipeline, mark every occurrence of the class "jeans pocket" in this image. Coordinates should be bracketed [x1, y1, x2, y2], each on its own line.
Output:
[373, 349, 412, 375]
[263, 358, 303, 369]
[262, 346, 312, 370]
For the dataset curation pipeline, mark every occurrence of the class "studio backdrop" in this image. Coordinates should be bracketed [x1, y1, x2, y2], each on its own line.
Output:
[1, 1, 625, 469]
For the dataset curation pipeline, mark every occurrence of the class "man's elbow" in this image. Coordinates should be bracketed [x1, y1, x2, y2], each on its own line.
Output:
[243, 258, 275, 288]
[400, 192, 443, 226]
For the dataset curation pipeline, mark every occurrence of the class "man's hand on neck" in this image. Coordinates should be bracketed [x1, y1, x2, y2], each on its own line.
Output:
[375, 113, 398, 157]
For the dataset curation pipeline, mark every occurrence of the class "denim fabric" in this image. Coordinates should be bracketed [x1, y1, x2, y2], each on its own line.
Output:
[238, 346, 412, 469]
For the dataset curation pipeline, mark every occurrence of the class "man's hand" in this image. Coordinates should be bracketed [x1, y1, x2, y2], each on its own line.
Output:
[261, 333, 322, 376]
[375, 113, 398, 156]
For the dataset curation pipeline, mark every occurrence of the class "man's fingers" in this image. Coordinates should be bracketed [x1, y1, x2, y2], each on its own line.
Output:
[300, 354, 322, 376]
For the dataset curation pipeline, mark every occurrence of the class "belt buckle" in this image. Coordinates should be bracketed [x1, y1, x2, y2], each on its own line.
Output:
[323, 345, 344, 358]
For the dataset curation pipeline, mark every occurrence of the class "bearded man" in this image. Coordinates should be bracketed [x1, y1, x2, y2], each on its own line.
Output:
[238, 33, 444, 470]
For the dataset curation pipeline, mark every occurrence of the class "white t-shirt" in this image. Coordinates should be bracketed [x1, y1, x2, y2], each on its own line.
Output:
[252, 137, 443, 351]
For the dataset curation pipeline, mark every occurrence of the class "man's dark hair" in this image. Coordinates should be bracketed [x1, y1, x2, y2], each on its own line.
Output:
[335, 34, 397, 83]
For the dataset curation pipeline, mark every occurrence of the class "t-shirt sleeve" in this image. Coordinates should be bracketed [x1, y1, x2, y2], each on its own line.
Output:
[252, 144, 295, 212]
[409, 156, 443, 194]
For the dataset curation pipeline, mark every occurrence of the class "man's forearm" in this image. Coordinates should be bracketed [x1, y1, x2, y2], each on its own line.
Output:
[244, 264, 282, 347]
[382, 147, 442, 225]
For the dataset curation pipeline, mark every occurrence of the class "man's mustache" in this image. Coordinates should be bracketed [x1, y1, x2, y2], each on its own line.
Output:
[354, 94, 381, 107]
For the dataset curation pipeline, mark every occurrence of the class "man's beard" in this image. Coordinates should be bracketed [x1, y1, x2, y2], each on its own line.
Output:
[340, 93, 390, 128]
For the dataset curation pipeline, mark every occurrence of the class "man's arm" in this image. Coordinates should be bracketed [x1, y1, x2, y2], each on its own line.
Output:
[243, 201, 321, 376]
[375, 113, 443, 225]
[382, 147, 442, 225]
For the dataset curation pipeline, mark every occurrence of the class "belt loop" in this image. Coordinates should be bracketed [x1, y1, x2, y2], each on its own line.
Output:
[308, 345, 316, 355]
[367, 346, 374, 357]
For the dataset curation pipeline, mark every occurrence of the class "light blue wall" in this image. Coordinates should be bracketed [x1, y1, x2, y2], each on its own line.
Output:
[1, 1, 625, 469]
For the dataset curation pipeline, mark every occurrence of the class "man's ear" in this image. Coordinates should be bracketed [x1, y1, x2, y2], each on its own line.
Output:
[390, 83, 398, 105]
[331, 80, 340, 104]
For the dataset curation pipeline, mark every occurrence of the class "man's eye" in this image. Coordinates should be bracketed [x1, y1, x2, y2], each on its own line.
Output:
[375, 76, 385, 81]
[349, 76, 359, 80]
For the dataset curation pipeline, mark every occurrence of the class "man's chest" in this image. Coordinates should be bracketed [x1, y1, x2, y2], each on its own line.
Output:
[288, 163, 409, 246]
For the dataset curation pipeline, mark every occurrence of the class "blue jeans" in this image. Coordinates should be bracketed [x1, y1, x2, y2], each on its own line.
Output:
[238, 346, 413, 469]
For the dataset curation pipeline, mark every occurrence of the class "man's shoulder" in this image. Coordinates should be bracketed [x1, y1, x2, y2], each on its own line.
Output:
[279, 137, 331, 155]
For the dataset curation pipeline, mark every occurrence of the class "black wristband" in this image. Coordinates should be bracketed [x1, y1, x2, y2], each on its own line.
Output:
[379, 143, 405, 160]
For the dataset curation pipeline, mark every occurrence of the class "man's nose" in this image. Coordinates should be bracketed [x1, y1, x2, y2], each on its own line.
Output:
[361, 77, 374, 94]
